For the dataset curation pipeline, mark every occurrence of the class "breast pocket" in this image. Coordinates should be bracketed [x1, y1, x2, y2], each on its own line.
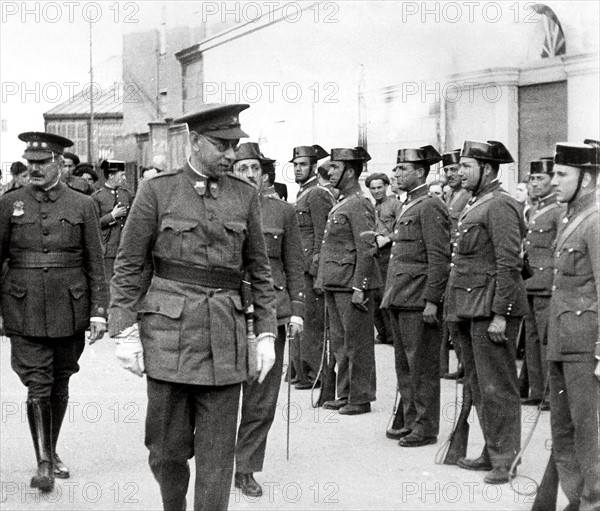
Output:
[457, 223, 484, 255]
[60, 213, 85, 246]
[296, 206, 311, 228]
[528, 226, 556, 249]
[223, 220, 247, 265]
[9, 214, 36, 246]
[396, 216, 419, 241]
[159, 216, 200, 260]
[556, 242, 588, 276]
[555, 295, 597, 355]
[263, 228, 284, 259]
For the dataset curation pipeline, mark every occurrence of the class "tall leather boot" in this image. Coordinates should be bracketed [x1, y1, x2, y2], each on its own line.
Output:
[27, 399, 54, 492]
[51, 396, 70, 478]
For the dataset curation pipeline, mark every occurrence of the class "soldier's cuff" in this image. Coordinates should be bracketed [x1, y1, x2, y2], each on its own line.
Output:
[90, 317, 107, 324]
[290, 316, 303, 327]
[257, 332, 276, 343]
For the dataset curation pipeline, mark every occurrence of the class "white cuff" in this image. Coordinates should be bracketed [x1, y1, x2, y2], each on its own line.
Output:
[90, 317, 107, 323]
[290, 316, 303, 327]
[257, 332, 276, 343]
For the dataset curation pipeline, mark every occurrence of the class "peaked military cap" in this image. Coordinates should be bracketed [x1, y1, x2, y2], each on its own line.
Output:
[330, 147, 371, 163]
[442, 149, 461, 168]
[396, 145, 442, 166]
[19, 131, 73, 161]
[461, 140, 514, 164]
[233, 142, 273, 165]
[289, 145, 329, 163]
[175, 103, 250, 139]
[529, 157, 554, 175]
[554, 141, 599, 168]
[100, 160, 125, 173]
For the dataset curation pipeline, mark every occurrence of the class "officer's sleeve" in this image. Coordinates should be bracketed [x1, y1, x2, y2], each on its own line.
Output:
[350, 199, 380, 290]
[308, 188, 334, 257]
[93, 193, 117, 229]
[109, 182, 158, 335]
[487, 199, 525, 315]
[420, 199, 451, 304]
[0, 196, 12, 319]
[81, 197, 109, 318]
[282, 205, 305, 318]
[244, 191, 277, 337]
[584, 213, 600, 357]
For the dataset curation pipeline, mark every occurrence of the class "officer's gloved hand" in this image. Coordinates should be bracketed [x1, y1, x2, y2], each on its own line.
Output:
[256, 333, 276, 384]
[114, 324, 145, 378]
[351, 289, 368, 312]
[288, 316, 303, 337]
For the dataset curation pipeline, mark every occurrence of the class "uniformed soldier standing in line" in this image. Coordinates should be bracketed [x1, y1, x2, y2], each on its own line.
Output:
[91, 160, 134, 282]
[292, 145, 335, 397]
[380, 146, 451, 446]
[0, 132, 108, 492]
[316, 147, 381, 415]
[446, 140, 528, 484]
[365, 172, 402, 346]
[521, 158, 562, 410]
[232, 143, 305, 498]
[317, 162, 340, 201]
[547, 141, 599, 511]
[440, 149, 471, 380]
[108, 103, 277, 511]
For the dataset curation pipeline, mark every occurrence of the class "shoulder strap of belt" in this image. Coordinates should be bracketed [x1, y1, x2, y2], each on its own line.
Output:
[555, 205, 597, 251]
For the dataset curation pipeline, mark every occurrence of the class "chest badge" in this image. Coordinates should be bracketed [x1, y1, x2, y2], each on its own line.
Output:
[12, 200, 24, 217]
[194, 180, 206, 197]
[209, 181, 219, 200]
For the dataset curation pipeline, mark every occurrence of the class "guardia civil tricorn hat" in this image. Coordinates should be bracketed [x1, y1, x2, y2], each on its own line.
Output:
[554, 141, 599, 168]
[175, 103, 250, 139]
[442, 149, 461, 168]
[233, 142, 272, 165]
[529, 157, 554, 175]
[461, 140, 514, 164]
[330, 147, 371, 163]
[396, 145, 442, 166]
[289, 145, 329, 163]
[19, 132, 73, 161]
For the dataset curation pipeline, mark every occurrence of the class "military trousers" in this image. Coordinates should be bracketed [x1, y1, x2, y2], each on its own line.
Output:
[10, 332, 85, 400]
[324, 290, 376, 405]
[104, 257, 116, 283]
[523, 295, 550, 401]
[236, 325, 286, 474]
[451, 317, 521, 468]
[388, 309, 441, 437]
[373, 247, 393, 344]
[145, 377, 241, 511]
[300, 273, 325, 382]
[549, 360, 600, 511]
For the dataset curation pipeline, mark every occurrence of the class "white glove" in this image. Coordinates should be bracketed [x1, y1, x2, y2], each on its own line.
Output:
[289, 316, 303, 337]
[115, 324, 145, 377]
[256, 333, 276, 384]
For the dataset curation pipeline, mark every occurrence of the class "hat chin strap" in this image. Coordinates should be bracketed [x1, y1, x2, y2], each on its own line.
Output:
[567, 167, 586, 204]
[471, 164, 485, 196]
[331, 165, 348, 190]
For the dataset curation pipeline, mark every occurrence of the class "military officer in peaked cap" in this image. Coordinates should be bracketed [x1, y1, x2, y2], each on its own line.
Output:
[440, 149, 471, 380]
[231, 142, 304, 498]
[380, 145, 451, 446]
[521, 158, 562, 410]
[315, 147, 381, 415]
[0, 132, 108, 492]
[91, 160, 134, 281]
[547, 140, 599, 511]
[445, 140, 528, 484]
[109, 104, 278, 511]
[292, 144, 335, 401]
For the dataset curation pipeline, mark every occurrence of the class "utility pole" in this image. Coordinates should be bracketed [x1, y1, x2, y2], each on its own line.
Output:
[88, 20, 95, 162]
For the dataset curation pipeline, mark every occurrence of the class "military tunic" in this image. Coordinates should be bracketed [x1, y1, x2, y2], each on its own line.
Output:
[236, 187, 305, 474]
[445, 187, 471, 238]
[91, 184, 134, 280]
[109, 160, 277, 511]
[0, 182, 107, 398]
[382, 184, 450, 438]
[373, 194, 402, 344]
[316, 184, 381, 405]
[522, 192, 563, 401]
[445, 179, 527, 469]
[295, 176, 335, 384]
[547, 192, 600, 510]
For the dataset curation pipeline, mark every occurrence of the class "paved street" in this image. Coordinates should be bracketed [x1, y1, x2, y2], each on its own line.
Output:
[1, 334, 564, 511]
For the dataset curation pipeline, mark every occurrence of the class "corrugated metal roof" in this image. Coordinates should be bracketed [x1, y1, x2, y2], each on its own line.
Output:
[44, 89, 122, 118]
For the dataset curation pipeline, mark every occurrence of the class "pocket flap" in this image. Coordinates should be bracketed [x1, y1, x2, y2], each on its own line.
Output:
[69, 284, 86, 300]
[263, 228, 284, 238]
[161, 217, 199, 233]
[555, 295, 597, 317]
[7, 284, 27, 298]
[453, 273, 487, 290]
[61, 214, 84, 225]
[224, 221, 247, 234]
[138, 292, 185, 318]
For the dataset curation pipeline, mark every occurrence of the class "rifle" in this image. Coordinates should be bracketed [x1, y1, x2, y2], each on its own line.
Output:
[442, 380, 472, 465]
[531, 452, 559, 511]
[314, 305, 336, 407]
